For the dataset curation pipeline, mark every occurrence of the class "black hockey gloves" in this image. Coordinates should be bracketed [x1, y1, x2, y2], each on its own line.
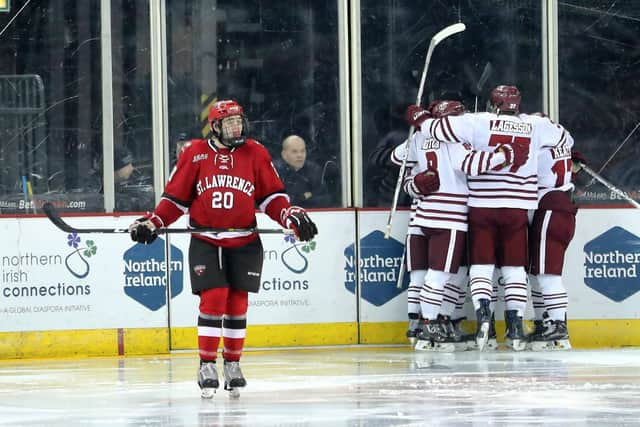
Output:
[129, 214, 163, 244]
[283, 206, 318, 242]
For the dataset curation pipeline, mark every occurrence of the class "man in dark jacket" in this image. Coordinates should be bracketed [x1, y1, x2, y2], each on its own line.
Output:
[274, 135, 330, 208]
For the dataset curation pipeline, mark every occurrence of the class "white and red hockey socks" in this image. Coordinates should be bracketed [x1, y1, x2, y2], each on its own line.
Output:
[407, 270, 426, 317]
[198, 287, 228, 362]
[469, 264, 495, 311]
[501, 266, 528, 317]
[419, 270, 452, 320]
[536, 274, 568, 321]
[222, 289, 249, 362]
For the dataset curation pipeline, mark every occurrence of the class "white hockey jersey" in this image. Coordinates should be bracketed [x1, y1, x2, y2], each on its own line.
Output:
[430, 112, 566, 209]
[537, 129, 574, 199]
[390, 140, 421, 235]
[391, 119, 506, 232]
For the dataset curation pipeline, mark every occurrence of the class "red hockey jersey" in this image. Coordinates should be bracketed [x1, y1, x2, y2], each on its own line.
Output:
[152, 138, 290, 248]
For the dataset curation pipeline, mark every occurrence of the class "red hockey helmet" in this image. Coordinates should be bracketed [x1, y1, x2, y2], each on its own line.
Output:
[208, 99, 244, 123]
[429, 100, 465, 118]
[208, 100, 247, 148]
[489, 85, 521, 114]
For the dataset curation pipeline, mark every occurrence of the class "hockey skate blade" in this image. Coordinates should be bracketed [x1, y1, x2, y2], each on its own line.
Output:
[224, 384, 242, 399]
[453, 341, 470, 352]
[475, 322, 490, 351]
[467, 338, 497, 351]
[408, 336, 417, 346]
[414, 340, 455, 352]
[201, 388, 216, 399]
[528, 339, 572, 351]
[505, 338, 526, 351]
[486, 338, 498, 350]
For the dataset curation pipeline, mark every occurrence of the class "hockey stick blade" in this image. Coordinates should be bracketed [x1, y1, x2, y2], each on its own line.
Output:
[474, 62, 493, 112]
[431, 22, 466, 46]
[42, 202, 293, 235]
[476, 62, 493, 93]
[578, 164, 640, 209]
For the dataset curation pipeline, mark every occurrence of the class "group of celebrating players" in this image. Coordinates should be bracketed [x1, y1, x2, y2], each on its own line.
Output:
[392, 85, 582, 352]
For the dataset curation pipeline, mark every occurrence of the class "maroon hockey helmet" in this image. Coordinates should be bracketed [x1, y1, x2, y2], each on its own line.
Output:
[489, 85, 521, 114]
[208, 99, 244, 123]
[429, 100, 465, 118]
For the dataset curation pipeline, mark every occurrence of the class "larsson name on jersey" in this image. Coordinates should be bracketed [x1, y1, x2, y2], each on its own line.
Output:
[489, 120, 533, 135]
[196, 174, 255, 197]
[551, 144, 571, 159]
[421, 138, 440, 150]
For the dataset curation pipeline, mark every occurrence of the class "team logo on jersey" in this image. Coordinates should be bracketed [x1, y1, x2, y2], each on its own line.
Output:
[421, 138, 440, 150]
[194, 265, 206, 276]
[215, 153, 234, 170]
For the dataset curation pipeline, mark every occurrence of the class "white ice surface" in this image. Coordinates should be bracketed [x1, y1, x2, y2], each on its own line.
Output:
[1, 347, 640, 426]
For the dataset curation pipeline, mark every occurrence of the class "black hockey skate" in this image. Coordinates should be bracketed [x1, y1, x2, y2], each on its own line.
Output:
[223, 360, 247, 398]
[474, 299, 492, 351]
[415, 318, 455, 352]
[529, 316, 571, 351]
[451, 317, 477, 351]
[441, 315, 470, 351]
[406, 313, 422, 345]
[198, 361, 219, 399]
[526, 312, 549, 349]
[504, 310, 526, 351]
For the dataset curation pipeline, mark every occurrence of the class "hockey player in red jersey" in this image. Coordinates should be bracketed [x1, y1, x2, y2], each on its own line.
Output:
[129, 99, 317, 398]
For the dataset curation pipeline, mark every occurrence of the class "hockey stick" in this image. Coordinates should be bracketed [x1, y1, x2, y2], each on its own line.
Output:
[42, 202, 293, 235]
[474, 62, 493, 112]
[578, 164, 640, 209]
[585, 122, 640, 188]
[385, 22, 466, 239]
[397, 240, 407, 289]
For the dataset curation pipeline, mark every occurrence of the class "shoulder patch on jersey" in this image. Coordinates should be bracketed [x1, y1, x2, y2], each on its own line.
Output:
[192, 153, 208, 163]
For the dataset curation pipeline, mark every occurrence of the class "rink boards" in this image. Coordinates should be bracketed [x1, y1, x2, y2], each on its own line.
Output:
[0, 209, 639, 358]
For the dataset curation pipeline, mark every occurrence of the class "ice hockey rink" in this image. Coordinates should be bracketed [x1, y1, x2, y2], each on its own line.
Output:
[1, 347, 640, 426]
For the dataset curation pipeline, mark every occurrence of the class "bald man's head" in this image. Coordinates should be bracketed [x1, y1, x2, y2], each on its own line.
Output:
[281, 135, 307, 171]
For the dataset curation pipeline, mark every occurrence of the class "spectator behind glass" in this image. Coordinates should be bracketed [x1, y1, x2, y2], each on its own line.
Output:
[365, 104, 411, 207]
[114, 145, 135, 183]
[274, 135, 330, 208]
[175, 132, 192, 165]
[113, 145, 154, 212]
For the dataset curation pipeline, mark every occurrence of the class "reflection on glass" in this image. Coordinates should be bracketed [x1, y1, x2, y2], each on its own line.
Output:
[0, 1, 102, 213]
[360, 1, 542, 207]
[110, 0, 154, 213]
[166, 0, 341, 207]
[559, 2, 640, 206]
